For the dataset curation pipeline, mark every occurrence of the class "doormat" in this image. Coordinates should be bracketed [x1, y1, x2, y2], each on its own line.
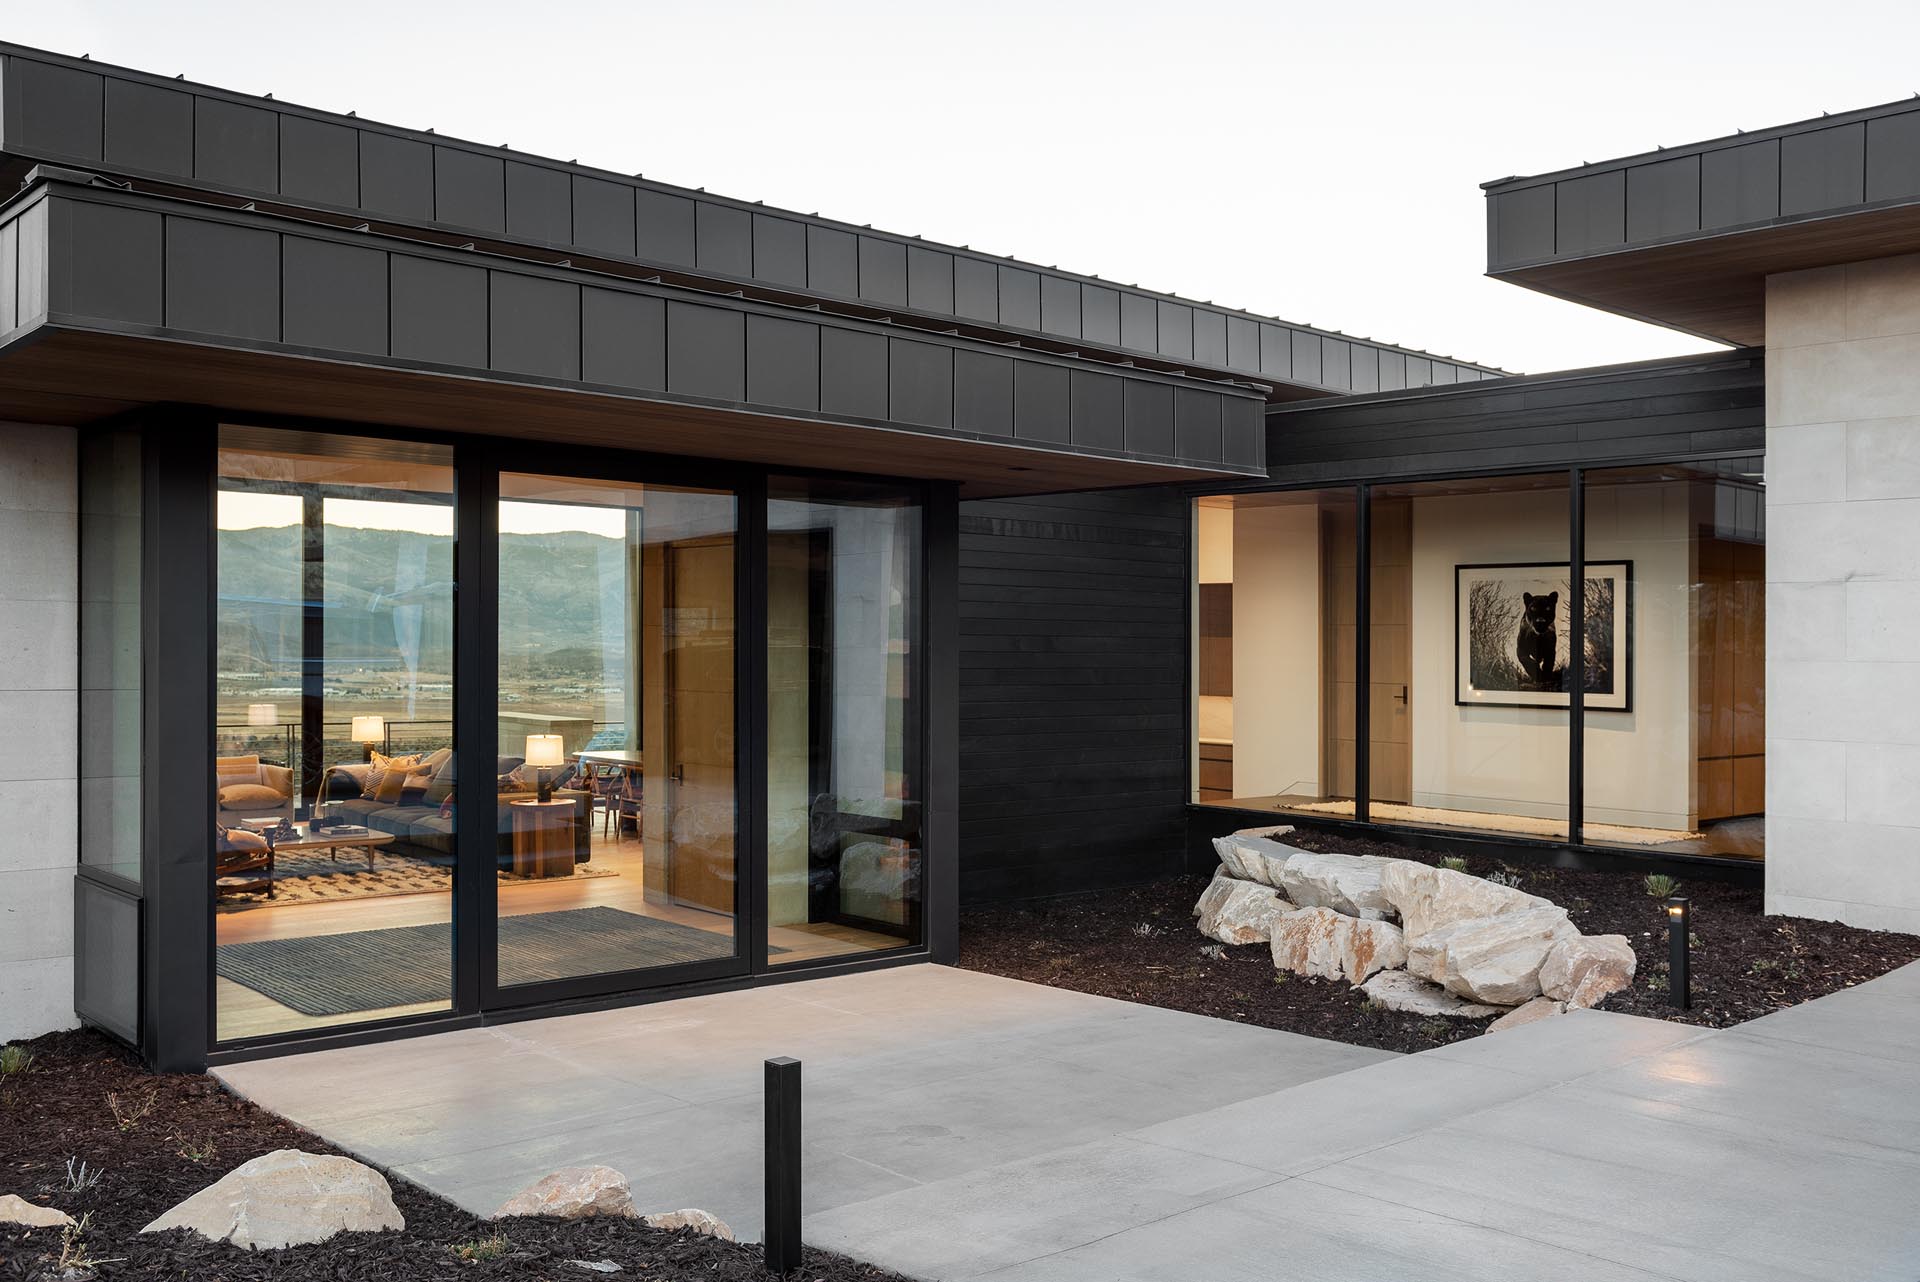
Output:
[216, 906, 748, 1016]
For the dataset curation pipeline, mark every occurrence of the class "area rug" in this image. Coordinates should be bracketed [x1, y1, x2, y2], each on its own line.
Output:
[216, 907, 740, 1015]
[1283, 800, 1703, 846]
[216, 850, 617, 911]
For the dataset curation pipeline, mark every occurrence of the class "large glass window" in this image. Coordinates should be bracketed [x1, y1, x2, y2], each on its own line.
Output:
[494, 473, 739, 988]
[1584, 460, 1764, 857]
[214, 429, 455, 1041]
[79, 428, 142, 886]
[767, 478, 922, 963]
[1190, 489, 1357, 813]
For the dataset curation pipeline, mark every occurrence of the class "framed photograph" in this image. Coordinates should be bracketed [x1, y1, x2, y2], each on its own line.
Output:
[1454, 561, 1631, 711]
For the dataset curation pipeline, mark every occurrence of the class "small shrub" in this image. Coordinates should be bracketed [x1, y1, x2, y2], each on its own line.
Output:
[1750, 958, 1778, 975]
[108, 1087, 158, 1132]
[56, 1213, 118, 1273]
[1131, 922, 1162, 939]
[1688, 932, 1703, 950]
[1644, 873, 1681, 899]
[1420, 1018, 1450, 1041]
[1647, 973, 1670, 993]
[64, 1157, 103, 1193]
[1271, 972, 1289, 986]
[1486, 870, 1522, 889]
[177, 1136, 219, 1164]
[1358, 998, 1382, 1014]
[1439, 856, 1469, 873]
[1197, 944, 1226, 961]
[451, 1234, 512, 1262]
[0, 1043, 32, 1076]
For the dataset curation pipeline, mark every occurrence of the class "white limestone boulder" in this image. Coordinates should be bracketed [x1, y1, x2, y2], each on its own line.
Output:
[1359, 970, 1502, 1019]
[1273, 849, 1398, 920]
[0, 1194, 73, 1229]
[1270, 907, 1407, 983]
[141, 1149, 403, 1249]
[1231, 824, 1296, 841]
[1540, 934, 1637, 1009]
[1194, 869, 1236, 918]
[1199, 878, 1291, 945]
[642, 1208, 735, 1241]
[1379, 861, 1559, 940]
[1211, 834, 1289, 887]
[495, 1165, 636, 1220]
[1487, 996, 1568, 1034]
[1407, 906, 1578, 1006]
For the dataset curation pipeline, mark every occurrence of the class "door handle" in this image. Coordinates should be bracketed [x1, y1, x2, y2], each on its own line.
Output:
[671, 764, 685, 784]
[1393, 686, 1408, 704]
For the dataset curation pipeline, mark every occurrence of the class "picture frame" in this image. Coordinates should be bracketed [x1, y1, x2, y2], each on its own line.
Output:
[1454, 561, 1631, 711]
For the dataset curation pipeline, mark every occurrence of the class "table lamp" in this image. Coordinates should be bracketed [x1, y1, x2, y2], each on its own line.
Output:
[525, 734, 565, 803]
[351, 715, 385, 762]
[247, 702, 278, 727]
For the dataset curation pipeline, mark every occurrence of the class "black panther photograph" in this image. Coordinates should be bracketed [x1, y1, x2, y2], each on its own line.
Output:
[1456, 562, 1631, 710]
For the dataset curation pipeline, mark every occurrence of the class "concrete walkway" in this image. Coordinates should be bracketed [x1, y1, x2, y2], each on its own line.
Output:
[217, 962, 1920, 1281]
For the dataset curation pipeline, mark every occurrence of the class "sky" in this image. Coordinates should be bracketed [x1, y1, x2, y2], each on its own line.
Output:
[18, 1, 1920, 375]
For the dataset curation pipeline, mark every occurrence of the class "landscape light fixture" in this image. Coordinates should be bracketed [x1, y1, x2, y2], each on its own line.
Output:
[524, 734, 566, 804]
[351, 715, 385, 762]
[1665, 896, 1691, 1010]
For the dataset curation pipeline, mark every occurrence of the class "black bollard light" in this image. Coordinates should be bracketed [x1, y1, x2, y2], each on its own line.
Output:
[1665, 896, 1691, 1010]
[764, 1056, 802, 1275]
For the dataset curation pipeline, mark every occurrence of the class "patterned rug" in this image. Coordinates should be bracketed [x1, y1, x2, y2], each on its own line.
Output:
[217, 848, 617, 910]
[216, 907, 740, 1015]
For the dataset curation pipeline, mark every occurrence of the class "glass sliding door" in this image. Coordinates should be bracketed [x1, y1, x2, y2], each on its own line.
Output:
[214, 428, 456, 1041]
[766, 478, 922, 963]
[494, 473, 740, 990]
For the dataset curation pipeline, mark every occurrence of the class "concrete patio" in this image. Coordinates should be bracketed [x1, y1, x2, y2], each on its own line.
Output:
[216, 962, 1920, 1281]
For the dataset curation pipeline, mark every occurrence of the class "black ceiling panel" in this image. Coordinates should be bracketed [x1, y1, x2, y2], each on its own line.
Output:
[1013, 362, 1069, 444]
[1123, 381, 1175, 457]
[1192, 308, 1227, 366]
[1222, 397, 1260, 467]
[1290, 330, 1321, 385]
[1698, 139, 1780, 229]
[1120, 291, 1156, 352]
[953, 255, 996, 321]
[1082, 285, 1120, 346]
[1350, 345, 1379, 394]
[165, 216, 279, 340]
[820, 326, 887, 420]
[435, 147, 505, 235]
[666, 301, 746, 402]
[953, 349, 1014, 437]
[282, 235, 386, 356]
[998, 266, 1040, 331]
[858, 235, 908, 308]
[907, 246, 954, 314]
[635, 189, 695, 268]
[1866, 112, 1920, 203]
[280, 116, 359, 209]
[490, 272, 580, 381]
[1377, 349, 1406, 391]
[752, 214, 808, 288]
[1319, 338, 1351, 391]
[1554, 170, 1625, 255]
[1040, 275, 1080, 339]
[696, 201, 753, 278]
[1405, 355, 1432, 388]
[194, 98, 277, 195]
[1156, 301, 1192, 360]
[60, 203, 160, 324]
[6, 58, 101, 161]
[746, 313, 820, 411]
[103, 79, 191, 177]
[1226, 316, 1257, 371]
[1491, 184, 1554, 265]
[889, 337, 954, 428]
[1258, 323, 1289, 378]
[390, 255, 487, 367]
[1780, 123, 1865, 217]
[1625, 155, 1700, 243]
[505, 162, 570, 246]
[575, 175, 638, 258]
[361, 132, 434, 222]
[1175, 388, 1223, 463]
[1068, 369, 1122, 451]
[580, 287, 666, 391]
[807, 225, 858, 298]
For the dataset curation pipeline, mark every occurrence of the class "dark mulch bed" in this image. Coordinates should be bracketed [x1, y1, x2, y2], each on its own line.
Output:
[0, 1030, 904, 1282]
[959, 828, 1920, 1055]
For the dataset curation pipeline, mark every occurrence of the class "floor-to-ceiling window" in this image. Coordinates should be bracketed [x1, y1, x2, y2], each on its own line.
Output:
[213, 428, 456, 1040]
[494, 473, 741, 989]
[767, 478, 922, 962]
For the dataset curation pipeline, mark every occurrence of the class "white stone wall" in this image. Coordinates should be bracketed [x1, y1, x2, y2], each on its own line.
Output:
[1767, 254, 1920, 931]
[0, 426, 79, 1041]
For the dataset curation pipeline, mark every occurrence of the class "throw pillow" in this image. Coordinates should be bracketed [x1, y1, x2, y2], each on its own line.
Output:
[218, 782, 285, 809]
[372, 765, 413, 804]
[423, 755, 457, 806]
[398, 769, 435, 804]
[362, 749, 423, 799]
[215, 754, 263, 790]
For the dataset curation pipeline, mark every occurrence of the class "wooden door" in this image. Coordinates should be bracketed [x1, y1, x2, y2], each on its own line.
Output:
[1366, 498, 1412, 804]
[653, 535, 736, 913]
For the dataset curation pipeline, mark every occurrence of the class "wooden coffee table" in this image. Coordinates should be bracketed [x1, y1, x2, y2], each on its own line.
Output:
[266, 822, 398, 870]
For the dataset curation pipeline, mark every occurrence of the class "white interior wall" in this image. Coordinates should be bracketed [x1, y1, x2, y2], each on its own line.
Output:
[0, 426, 79, 1042]
[1231, 504, 1321, 798]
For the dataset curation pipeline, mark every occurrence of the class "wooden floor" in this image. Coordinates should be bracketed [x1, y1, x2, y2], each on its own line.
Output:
[214, 820, 901, 1041]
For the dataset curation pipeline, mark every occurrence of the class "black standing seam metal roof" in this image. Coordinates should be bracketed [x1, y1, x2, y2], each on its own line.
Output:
[0, 42, 1504, 396]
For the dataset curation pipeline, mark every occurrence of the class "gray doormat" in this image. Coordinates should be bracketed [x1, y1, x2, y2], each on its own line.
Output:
[216, 906, 744, 1016]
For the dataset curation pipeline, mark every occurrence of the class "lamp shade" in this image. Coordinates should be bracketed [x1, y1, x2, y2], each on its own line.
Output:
[524, 733, 566, 768]
[351, 715, 385, 743]
[247, 702, 279, 727]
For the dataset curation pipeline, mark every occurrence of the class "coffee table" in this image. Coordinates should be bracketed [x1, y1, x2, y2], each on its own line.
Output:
[250, 821, 398, 871]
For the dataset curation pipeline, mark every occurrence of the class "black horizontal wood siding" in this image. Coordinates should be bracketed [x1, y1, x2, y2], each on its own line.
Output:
[957, 488, 1190, 903]
[1262, 349, 1765, 486]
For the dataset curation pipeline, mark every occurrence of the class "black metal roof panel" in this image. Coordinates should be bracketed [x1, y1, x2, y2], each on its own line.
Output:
[0, 42, 1503, 395]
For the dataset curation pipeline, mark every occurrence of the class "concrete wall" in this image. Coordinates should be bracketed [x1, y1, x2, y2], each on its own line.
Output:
[0, 426, 79, 1042]
[1230, 504, 1321, 798]
[1766, 253, 1920, 931]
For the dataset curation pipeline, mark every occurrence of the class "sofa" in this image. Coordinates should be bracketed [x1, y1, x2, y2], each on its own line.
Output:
[215, 754, 295, 822]
[319, 753, 593, 868]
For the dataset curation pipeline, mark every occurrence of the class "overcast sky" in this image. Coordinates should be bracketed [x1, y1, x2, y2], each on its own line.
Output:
[16, 1, 1920, 375]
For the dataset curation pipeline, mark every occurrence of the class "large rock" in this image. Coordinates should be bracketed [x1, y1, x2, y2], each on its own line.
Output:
[1408, 907, 1578, 1006]
[1211, 835, 1289, 887]
[1231, 824, 1296, 841]
[1270, 907, 1407, 983]
[495, 1166, 636, 1220]
[1359, 970, 1503, 1019]
[141, 1149, 403, 1249]
[642, 1208, 735, 1241]
[1540, 934, 1637, 1009]
[1487, 996, 1568, 1034]
[1379, 861, 1559, 940]
[0, 1194, 73, 1229]
[1273, 850, 1398, 920]
[1194, 870, 1235, 919]
[1199, 878, 1290, 945]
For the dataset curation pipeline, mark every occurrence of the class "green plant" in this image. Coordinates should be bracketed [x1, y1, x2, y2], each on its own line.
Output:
[1420, 1018, 1450, 1041]
[1688, 932, 1703, 950]
[0, 1043, 32, 1076]
[1359, 998, 1382, 1014]
[1270, 972, 1289, 986]
[1439, 856, 1469, 873]
[1750, 958, 1779, 975]
[1647, 973, 1670, 993]
[177, 1136, 219, 1164]
[450, 1234, 512, 1262]
[1644, 873, 1681, 899]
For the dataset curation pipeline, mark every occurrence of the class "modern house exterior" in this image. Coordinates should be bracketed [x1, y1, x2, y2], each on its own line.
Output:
[2, 42, 1915, 1069]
